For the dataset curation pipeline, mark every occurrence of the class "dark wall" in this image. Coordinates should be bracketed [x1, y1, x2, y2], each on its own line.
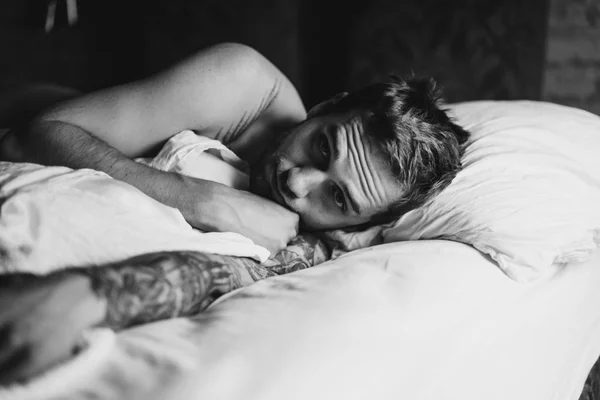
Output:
[0, 0, 550, 107]
[0, 0, 301, 92]
[543, 0, 600, 115]
[346, 0, 549, 102]
[301, 0, 549, 105]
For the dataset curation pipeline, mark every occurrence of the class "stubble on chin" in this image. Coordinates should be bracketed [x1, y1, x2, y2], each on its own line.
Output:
[248, 168, 273, 200]
[248, 125, 296, 201]
[249, 144, 280, 202]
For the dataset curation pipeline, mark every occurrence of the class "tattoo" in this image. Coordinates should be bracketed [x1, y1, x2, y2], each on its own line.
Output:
[218, 79, 281, 144]
[83, 252, 248, 330]
[78, 233, 330, 330]
[252, 233, 331, 280]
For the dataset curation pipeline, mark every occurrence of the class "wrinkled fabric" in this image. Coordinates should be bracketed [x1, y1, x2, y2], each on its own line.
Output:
[0, 132, 269, 274]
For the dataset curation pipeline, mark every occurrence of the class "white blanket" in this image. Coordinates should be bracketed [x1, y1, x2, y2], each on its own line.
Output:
[0, 132, 269, 274]
[3, 240, 599, 400]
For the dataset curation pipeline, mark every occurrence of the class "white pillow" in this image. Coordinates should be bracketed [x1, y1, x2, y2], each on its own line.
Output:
[380, 101, 600, 282]
[324, 101, 600, 281]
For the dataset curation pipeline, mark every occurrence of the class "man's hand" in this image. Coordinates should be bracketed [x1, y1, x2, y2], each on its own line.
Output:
[211, 189, 300, 256]
[180, 176, 300, 255]
[0, 272, 105, 384]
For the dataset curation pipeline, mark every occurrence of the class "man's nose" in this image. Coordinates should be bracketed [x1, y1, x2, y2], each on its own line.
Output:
[286, 167, 325, 198]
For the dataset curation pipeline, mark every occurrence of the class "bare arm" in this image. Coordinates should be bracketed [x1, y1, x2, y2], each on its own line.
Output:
[23, 42, 306, 160]
[8, 44, 306, 250]
[13, 42, 306, 221]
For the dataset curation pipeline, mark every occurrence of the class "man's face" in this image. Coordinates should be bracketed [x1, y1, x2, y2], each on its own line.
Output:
[254, 111, 403, 231]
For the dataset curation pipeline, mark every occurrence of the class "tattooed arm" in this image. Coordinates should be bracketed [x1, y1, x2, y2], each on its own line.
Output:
[93, 233, 329, 329]
[0, 234, 329, 383]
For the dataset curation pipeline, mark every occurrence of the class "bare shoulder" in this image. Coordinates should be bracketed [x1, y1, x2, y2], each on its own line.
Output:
[32, 43, 306, 159]
[160, 43, 307, 160]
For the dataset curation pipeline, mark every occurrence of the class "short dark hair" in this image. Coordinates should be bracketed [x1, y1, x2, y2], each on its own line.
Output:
[317, 76, 470, 223]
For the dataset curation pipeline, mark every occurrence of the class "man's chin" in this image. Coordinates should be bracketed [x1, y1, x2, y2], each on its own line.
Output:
[298, 220, 316, 233]
[248, 171, 273, 199]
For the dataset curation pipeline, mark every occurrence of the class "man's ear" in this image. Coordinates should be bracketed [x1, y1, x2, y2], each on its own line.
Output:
[307, 92, 348, 119]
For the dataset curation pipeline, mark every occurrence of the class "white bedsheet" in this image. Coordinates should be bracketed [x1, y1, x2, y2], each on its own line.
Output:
[3, 240, 600, 400]
[0, 135, 269, 274]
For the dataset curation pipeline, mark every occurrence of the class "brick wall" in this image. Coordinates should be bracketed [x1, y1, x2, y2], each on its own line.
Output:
[543, 0, 600, 114]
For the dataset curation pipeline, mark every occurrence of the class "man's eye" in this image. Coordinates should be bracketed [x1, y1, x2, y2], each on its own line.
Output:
[319, 135, 330, 160]
[332, 186, 346, 211]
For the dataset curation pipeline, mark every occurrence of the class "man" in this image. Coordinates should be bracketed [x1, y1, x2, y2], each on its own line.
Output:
[0, 43, 469, 383]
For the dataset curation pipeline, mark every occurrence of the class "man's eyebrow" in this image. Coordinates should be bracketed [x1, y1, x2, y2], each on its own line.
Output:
[330, 127, 341, 161]
[340, 181, 361, 214]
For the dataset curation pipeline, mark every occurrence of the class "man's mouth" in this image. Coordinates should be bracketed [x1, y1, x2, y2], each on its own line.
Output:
[270, 164, 286, 206]
[269, 159, 294, 210]
[277, 170, 297, 200]
[268, 158, 311, 231]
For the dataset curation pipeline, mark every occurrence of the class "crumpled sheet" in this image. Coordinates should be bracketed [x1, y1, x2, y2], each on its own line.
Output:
[0, 132, 270, 275]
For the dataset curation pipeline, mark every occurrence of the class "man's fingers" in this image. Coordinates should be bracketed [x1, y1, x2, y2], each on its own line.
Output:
[0, 273, 37, 290]
[0, 345, 32, 385]
[0, 324, 32, 383]
[0, 325, 21, 365]
[0, 325, 12, 345]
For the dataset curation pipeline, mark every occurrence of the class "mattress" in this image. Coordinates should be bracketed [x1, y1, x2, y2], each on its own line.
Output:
[5, 239, 600, 400]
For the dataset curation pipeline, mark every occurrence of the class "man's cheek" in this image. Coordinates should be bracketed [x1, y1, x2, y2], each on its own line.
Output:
[296, 210, 324, 232]
[274, 126, 298, 153]
[294, 208, 310, 231]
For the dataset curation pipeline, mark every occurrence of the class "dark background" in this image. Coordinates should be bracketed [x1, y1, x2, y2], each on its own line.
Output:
[0, 0, 598, 113]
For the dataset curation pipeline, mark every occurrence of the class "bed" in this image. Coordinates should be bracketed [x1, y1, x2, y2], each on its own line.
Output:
[1, 100, 600, 400]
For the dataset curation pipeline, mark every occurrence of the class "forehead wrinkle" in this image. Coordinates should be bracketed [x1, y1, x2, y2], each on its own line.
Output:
[346, 131, 371, 204]
[346, 118, 386, 208]
[333, 119, 366, 207]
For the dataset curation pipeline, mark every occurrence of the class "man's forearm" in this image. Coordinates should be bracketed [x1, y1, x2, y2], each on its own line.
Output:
[82, 251, 257, 330]
[73, 233, 330, 330]
[17, 120, 177, 204]
[14, 119, 227, 231]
